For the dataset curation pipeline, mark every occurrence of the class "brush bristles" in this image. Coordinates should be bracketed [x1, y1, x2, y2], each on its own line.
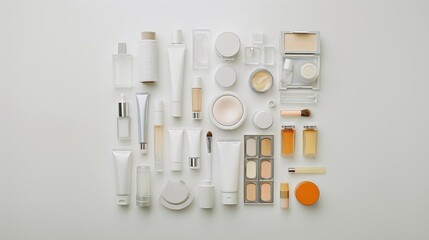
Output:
[301, 109, 311, 117]
[207, 131, 212, 137]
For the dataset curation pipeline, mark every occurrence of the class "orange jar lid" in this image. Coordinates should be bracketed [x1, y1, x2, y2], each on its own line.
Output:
[295, 181, 320, 206]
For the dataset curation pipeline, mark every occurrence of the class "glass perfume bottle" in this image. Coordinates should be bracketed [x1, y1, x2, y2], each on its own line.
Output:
[113, 43, 133, 88]
[281, 125, 295, 156]
[117, 94, 131, 140]
[303, 125, 318, 157]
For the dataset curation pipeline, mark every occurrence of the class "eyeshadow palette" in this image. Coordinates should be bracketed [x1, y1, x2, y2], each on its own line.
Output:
[244, 135, 274, 204]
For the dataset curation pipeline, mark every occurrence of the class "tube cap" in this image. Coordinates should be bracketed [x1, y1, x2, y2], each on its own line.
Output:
[222, 192, 237, 205]
[198, 180, 215, 209]
[192, 76, 202, 88]
[118, 43, 127, 54]
[171, 29, 183, 44]
[171, 101, 182, 117]
[116, 195, 130, 206]
[154, 100, 164, 125]
[189, 157, 200, 169]
[171, 162, 182, 171]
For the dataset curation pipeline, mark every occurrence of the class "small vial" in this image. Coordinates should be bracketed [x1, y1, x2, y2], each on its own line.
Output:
[153, 101, 164, 171]
[117, 94, 131, 140]
[192, 77, 202, 119]
[280, 182, 289, 209]
[303, 125, 318, 157]
[136, 166, 151, 207]
[281, 125, 295, 156]
[113, 43, 133, 88]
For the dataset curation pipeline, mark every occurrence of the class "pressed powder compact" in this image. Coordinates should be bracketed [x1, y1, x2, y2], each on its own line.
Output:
[249, 68, 273, 93]
[209, 92, 247, 130]
[244, 135, 274, 204]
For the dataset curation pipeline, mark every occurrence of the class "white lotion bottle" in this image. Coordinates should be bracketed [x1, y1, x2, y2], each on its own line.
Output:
[169, 130, 184, 171]
[168, 29, 186, 117]
[217, 140, 241, 205]
[117, 94, 130, 140]
[154, 101, 164, 171]
[112, 150, 132, 205]
[138, 32, 158, 83]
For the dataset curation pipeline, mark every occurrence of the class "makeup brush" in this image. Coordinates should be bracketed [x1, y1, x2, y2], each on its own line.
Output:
[198, 131, 215, 208]
[280, 109, 311, 117]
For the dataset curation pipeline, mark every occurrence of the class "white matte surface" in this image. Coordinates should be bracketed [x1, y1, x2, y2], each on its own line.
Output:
[1, 0, 429, 239]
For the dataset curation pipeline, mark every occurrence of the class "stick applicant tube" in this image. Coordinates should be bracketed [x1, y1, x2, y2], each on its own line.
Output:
[168, 29, 186, 117]
[217, 140, 241, 205]
[136, 92, 150, 153]
[112, 149, 132, 205]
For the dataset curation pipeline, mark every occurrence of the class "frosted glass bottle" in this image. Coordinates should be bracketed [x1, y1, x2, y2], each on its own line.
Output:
[113, 43, 133, 88]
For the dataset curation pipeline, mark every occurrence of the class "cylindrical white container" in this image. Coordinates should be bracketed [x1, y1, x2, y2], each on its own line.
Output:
[136, 166, 151, 207]
[138, 31, 158, 83]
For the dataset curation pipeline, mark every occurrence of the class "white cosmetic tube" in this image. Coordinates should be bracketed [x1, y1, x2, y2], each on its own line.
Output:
[186, 129, 201, 169]
[112, 149, 132, 205]
[217, 140, 241, 205]
[136, 166, 151, 207]
[136, 92, 150, 153]
[168, 30, 186, 117]
[169, 130, 184, 171]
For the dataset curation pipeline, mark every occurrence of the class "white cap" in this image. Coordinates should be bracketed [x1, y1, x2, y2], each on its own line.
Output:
[252, 111, 273, 130]
[116, 195, 130, 206]
[215, 65, 236, 88]
[222, 192, 238, 205]
[171, 101, 182, 117]
[154, 100, 164, 126]
[171, 162, 182, 171]
[171, 29, 183, 44]
[192, 76, 202, 88]
[198, 180, 215, 209]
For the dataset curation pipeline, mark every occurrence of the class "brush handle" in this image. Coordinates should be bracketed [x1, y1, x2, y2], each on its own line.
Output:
[280, 110, 302, 117]
[289, 167, 326, 174]
[206, 153, 212, 180]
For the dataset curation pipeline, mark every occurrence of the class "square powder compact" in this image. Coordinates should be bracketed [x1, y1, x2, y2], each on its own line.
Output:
[244, 135, 274, 204]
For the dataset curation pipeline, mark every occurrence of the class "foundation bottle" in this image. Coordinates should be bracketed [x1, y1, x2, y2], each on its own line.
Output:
[192, 76, 202, 119]
[303, 125, 317, 157]
[153, 101, 164, 171]
[281, 125, 295, 156]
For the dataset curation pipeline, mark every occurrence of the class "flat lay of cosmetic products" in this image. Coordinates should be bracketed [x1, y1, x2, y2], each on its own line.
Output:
[111, 30, 325, 210]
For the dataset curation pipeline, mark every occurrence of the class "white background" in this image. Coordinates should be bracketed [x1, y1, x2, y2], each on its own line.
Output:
[1, 0, 429, 239]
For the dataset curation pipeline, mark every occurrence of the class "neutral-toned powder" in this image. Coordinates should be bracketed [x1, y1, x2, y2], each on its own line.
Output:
[284, 33, 317, 52]
[251, 70, 273, 92]
[246, 183, 257, 202]
[246, 160, 257, 179]
[260, 160, 272, 179]
[246, 138, 257, 157]
[260, 182, 272, 202]
[260, 138, 272, 156]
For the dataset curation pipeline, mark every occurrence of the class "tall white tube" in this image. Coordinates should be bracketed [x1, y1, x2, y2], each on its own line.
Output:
[112, 150, 132, 205]
[136, 92, 149, 153]
[186, 129, 201, 169]
[217, 140, 241, 205]
[169, 130, 184, 171]
[168, 29, 185, 117]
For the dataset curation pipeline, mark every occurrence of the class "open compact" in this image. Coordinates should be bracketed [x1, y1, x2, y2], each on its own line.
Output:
[209, 92, 247, 130]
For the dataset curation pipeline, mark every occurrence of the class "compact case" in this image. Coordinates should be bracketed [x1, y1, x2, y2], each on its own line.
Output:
[244, 135, 274, 204]
[279, 31, 320, 103]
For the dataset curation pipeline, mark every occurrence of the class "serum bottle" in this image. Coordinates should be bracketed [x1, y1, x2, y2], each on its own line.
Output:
[154, 100, 164, 171]
[117, 94, 131, 140]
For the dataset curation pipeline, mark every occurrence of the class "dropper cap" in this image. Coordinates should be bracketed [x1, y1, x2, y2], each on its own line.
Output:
[118, 43, 127, 54]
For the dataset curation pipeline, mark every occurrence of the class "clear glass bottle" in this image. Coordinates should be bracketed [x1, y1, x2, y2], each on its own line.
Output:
[281, 125, 295, 157]
[117, 94, 130, 140]
[136, 166, 151, 207]
[192, 76, 202, 119]
[303, 125, 318, 157]
[154, 101, 164, 171]
[113, 43, 133, 88]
